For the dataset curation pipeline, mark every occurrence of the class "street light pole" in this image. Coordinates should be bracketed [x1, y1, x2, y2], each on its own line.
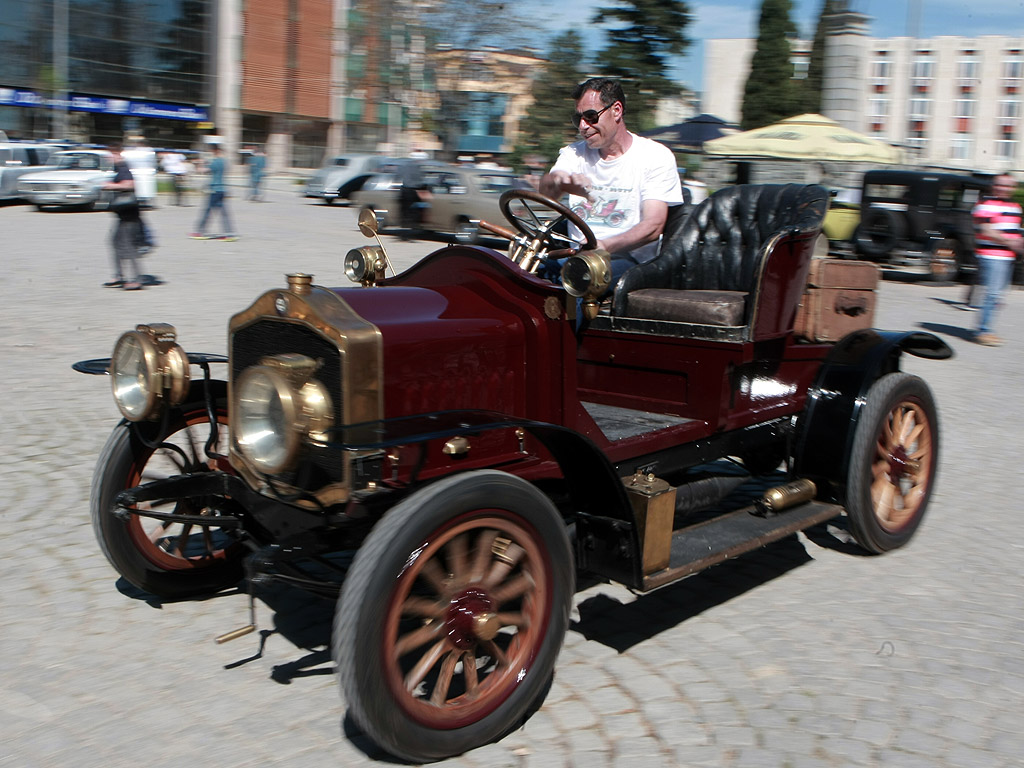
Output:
[53, 0, 69, 139]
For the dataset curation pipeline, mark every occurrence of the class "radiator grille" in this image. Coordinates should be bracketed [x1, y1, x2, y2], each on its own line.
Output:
[231, 319, 344, 487]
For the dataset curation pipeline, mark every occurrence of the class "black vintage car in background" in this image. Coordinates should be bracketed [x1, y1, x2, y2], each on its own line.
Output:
[852, 169, 990, 280]
[77, 183, 951, 762]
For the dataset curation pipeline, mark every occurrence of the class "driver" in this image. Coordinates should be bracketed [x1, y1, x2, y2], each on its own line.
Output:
[539, 77, 683, 288]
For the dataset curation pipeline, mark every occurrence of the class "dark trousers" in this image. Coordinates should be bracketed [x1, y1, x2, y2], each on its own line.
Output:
[111, 219, 141, 281]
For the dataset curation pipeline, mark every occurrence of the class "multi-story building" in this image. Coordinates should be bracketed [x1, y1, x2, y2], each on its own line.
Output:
[703, 23, 1023, 174]
[0, 0, 213, 148]
[0, 0, 545, 169]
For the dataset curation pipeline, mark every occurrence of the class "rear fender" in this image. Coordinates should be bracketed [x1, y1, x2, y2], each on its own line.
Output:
[791, 329, 951, 500]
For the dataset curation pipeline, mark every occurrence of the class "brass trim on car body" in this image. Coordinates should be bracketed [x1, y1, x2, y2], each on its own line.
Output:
[227, 274, 384, 507]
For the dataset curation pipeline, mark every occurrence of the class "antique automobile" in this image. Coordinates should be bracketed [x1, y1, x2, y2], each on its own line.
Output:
[351, 159, 535, 243]
[303, 153, 392, 205]
[76, 183, 950, 762]
[852, 169, 990, 281]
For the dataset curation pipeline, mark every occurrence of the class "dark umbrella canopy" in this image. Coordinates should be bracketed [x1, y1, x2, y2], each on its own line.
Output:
[643, 113, 737, 150]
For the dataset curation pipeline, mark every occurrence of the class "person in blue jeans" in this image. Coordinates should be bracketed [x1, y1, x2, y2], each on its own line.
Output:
[190, 144, 238, 240]
[971, 174, 1022, 346]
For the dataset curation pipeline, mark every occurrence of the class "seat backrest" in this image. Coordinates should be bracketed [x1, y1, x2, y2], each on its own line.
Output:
[611, 184, 828, 317]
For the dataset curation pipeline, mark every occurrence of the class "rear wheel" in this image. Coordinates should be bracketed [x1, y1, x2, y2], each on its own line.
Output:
[90, 382, 245, 598]
[855, 208, 902, 258]
[845, 373, 938, 553]
[334, 471, 573, 762]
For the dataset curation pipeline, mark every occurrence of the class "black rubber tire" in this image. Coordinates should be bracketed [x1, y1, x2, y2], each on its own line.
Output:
[855, 207, 903, 258]
[334, 470, 573, 763]
[90, 382, 245, 599]
[844, 373, 938, 554]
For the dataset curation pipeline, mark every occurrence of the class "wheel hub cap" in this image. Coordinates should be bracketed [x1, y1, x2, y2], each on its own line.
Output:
[445, 588, 495, 650]
[887, 444, 912, 484]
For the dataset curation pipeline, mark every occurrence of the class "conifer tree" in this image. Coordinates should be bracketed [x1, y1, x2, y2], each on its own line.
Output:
[590, 0, 692, 132]
[740, 0, 800, 130]
[801, 0, 838, 114]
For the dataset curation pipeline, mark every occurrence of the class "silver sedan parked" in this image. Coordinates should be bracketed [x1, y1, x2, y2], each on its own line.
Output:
[16, 149, 115, 211]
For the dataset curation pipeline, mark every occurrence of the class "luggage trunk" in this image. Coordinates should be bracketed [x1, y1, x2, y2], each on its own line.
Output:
[794, 258, 879, 342]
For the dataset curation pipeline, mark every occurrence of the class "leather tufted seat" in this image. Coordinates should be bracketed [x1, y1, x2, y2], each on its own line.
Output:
[609, 184, 828, 334]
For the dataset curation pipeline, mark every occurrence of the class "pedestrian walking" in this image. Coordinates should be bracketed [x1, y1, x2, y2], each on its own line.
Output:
[190, 144, 238, 240]
[971, 173, 1022, 346]
[161, 150, 189, 206]
[247, 145, 266, 201]
[102, 140, 143, 291]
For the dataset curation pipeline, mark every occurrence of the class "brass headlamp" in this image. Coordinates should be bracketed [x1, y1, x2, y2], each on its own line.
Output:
[110, 323, 190, 421]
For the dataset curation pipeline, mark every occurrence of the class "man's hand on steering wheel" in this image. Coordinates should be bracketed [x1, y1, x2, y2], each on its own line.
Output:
[478, 189, 597, 273]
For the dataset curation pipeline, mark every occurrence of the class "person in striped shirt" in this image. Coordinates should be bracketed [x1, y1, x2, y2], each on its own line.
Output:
[971, 174, 1022, 347]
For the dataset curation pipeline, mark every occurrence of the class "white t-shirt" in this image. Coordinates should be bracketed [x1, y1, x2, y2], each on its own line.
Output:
[551, 133, 683, 262]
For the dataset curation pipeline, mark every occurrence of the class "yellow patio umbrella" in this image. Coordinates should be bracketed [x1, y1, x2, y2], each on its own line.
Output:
[703, 114, 903, 163]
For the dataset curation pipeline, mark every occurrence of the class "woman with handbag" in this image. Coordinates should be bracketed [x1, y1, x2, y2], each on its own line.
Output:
[103, 141, 143, 291]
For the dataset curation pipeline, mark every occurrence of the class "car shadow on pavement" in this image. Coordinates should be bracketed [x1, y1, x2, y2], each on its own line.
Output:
[917, 321, 976, 342]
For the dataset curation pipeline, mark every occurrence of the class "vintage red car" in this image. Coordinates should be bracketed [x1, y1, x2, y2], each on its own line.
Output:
[76, 184, 950, 762]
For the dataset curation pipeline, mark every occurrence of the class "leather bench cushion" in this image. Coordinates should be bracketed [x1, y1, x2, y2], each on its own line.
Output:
[625, 289, 747, 326]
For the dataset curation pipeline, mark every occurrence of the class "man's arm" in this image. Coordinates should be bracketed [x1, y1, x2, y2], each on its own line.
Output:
[595, 199, 668, 255]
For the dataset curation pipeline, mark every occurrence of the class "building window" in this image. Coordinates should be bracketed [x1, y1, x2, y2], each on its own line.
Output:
[950, 135, 972, 160]
[999, 100, 1021, 121]
[792, 54, 809, 80]
[995, 139, 1017, 159]
[868, 99, 889, 118]
[871, 58, 891, 81]
[953, 99, 975, 118]
[908, 98, 931, 119]
[912, 57, 934, 80]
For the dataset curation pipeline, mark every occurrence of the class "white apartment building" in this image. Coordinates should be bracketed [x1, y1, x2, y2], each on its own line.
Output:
[703, 33, 1024, 174]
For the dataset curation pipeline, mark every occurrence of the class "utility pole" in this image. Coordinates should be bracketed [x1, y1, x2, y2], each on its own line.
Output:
[53, 0, 69, 139]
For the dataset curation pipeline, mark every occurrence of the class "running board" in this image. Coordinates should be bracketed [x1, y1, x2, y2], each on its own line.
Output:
[640, 501, 842, 592]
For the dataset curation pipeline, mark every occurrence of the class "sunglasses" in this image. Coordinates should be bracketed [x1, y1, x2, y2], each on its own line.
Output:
[571, 102, 614, 128]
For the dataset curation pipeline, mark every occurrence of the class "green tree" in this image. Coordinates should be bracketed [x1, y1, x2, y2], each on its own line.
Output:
[590, 0, 692, 132]
[741, 0, 801, 130]
[800, 0, 838, 114]
[508, 31, 588, 171]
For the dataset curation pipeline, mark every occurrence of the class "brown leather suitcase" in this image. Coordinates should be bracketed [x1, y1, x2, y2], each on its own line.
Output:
[794, 258, 879, 342]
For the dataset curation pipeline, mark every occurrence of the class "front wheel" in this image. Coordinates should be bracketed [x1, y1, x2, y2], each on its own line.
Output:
[845, 373, 939, 553]
[90, 382, 245, 598]
[334, 471, 573, 762]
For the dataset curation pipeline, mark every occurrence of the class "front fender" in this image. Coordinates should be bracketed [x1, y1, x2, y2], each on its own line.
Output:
[334, 409, 642, 587]
[791, 329, 951, 499]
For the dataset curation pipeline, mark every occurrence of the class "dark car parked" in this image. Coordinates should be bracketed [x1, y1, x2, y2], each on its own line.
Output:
[853, 169, 990, 280]
[76, 183, 950, 762]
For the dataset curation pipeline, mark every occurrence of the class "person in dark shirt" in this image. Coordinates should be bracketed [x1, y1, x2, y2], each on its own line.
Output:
[102, 141, 143, 291]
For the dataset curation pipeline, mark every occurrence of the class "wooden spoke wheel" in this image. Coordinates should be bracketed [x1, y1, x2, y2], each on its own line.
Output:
[845, 373, 939, 553]
[90, 382, 245, 598]
[334, 471, 573, 762]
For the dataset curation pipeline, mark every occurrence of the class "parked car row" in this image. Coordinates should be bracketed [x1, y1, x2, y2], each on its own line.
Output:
[14, 146, 159, 211]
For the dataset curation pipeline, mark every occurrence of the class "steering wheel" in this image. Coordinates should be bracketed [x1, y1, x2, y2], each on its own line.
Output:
[480, 189, 598, 274]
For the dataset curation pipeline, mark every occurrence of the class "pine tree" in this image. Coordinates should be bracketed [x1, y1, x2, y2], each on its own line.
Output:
[590, 0, 692, 132]
[801, 0, 838, 115]
[741, 0, 800, 130]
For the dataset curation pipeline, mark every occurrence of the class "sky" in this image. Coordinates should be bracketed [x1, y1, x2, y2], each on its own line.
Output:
[536, 0, 1024, 94]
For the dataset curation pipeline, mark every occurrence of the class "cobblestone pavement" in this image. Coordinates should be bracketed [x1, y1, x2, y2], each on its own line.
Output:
[2, 180, 1023, 768]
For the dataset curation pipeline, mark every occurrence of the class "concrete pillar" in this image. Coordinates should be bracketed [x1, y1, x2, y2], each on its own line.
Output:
[822, 4, 871, 132]
[213, 0, 242, 162]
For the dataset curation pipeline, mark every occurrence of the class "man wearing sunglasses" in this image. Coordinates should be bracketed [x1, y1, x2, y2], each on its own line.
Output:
[540, 77, 682, 286]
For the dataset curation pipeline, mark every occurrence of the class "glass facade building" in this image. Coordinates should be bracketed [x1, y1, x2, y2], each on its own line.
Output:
[0, 0, 211, 146]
